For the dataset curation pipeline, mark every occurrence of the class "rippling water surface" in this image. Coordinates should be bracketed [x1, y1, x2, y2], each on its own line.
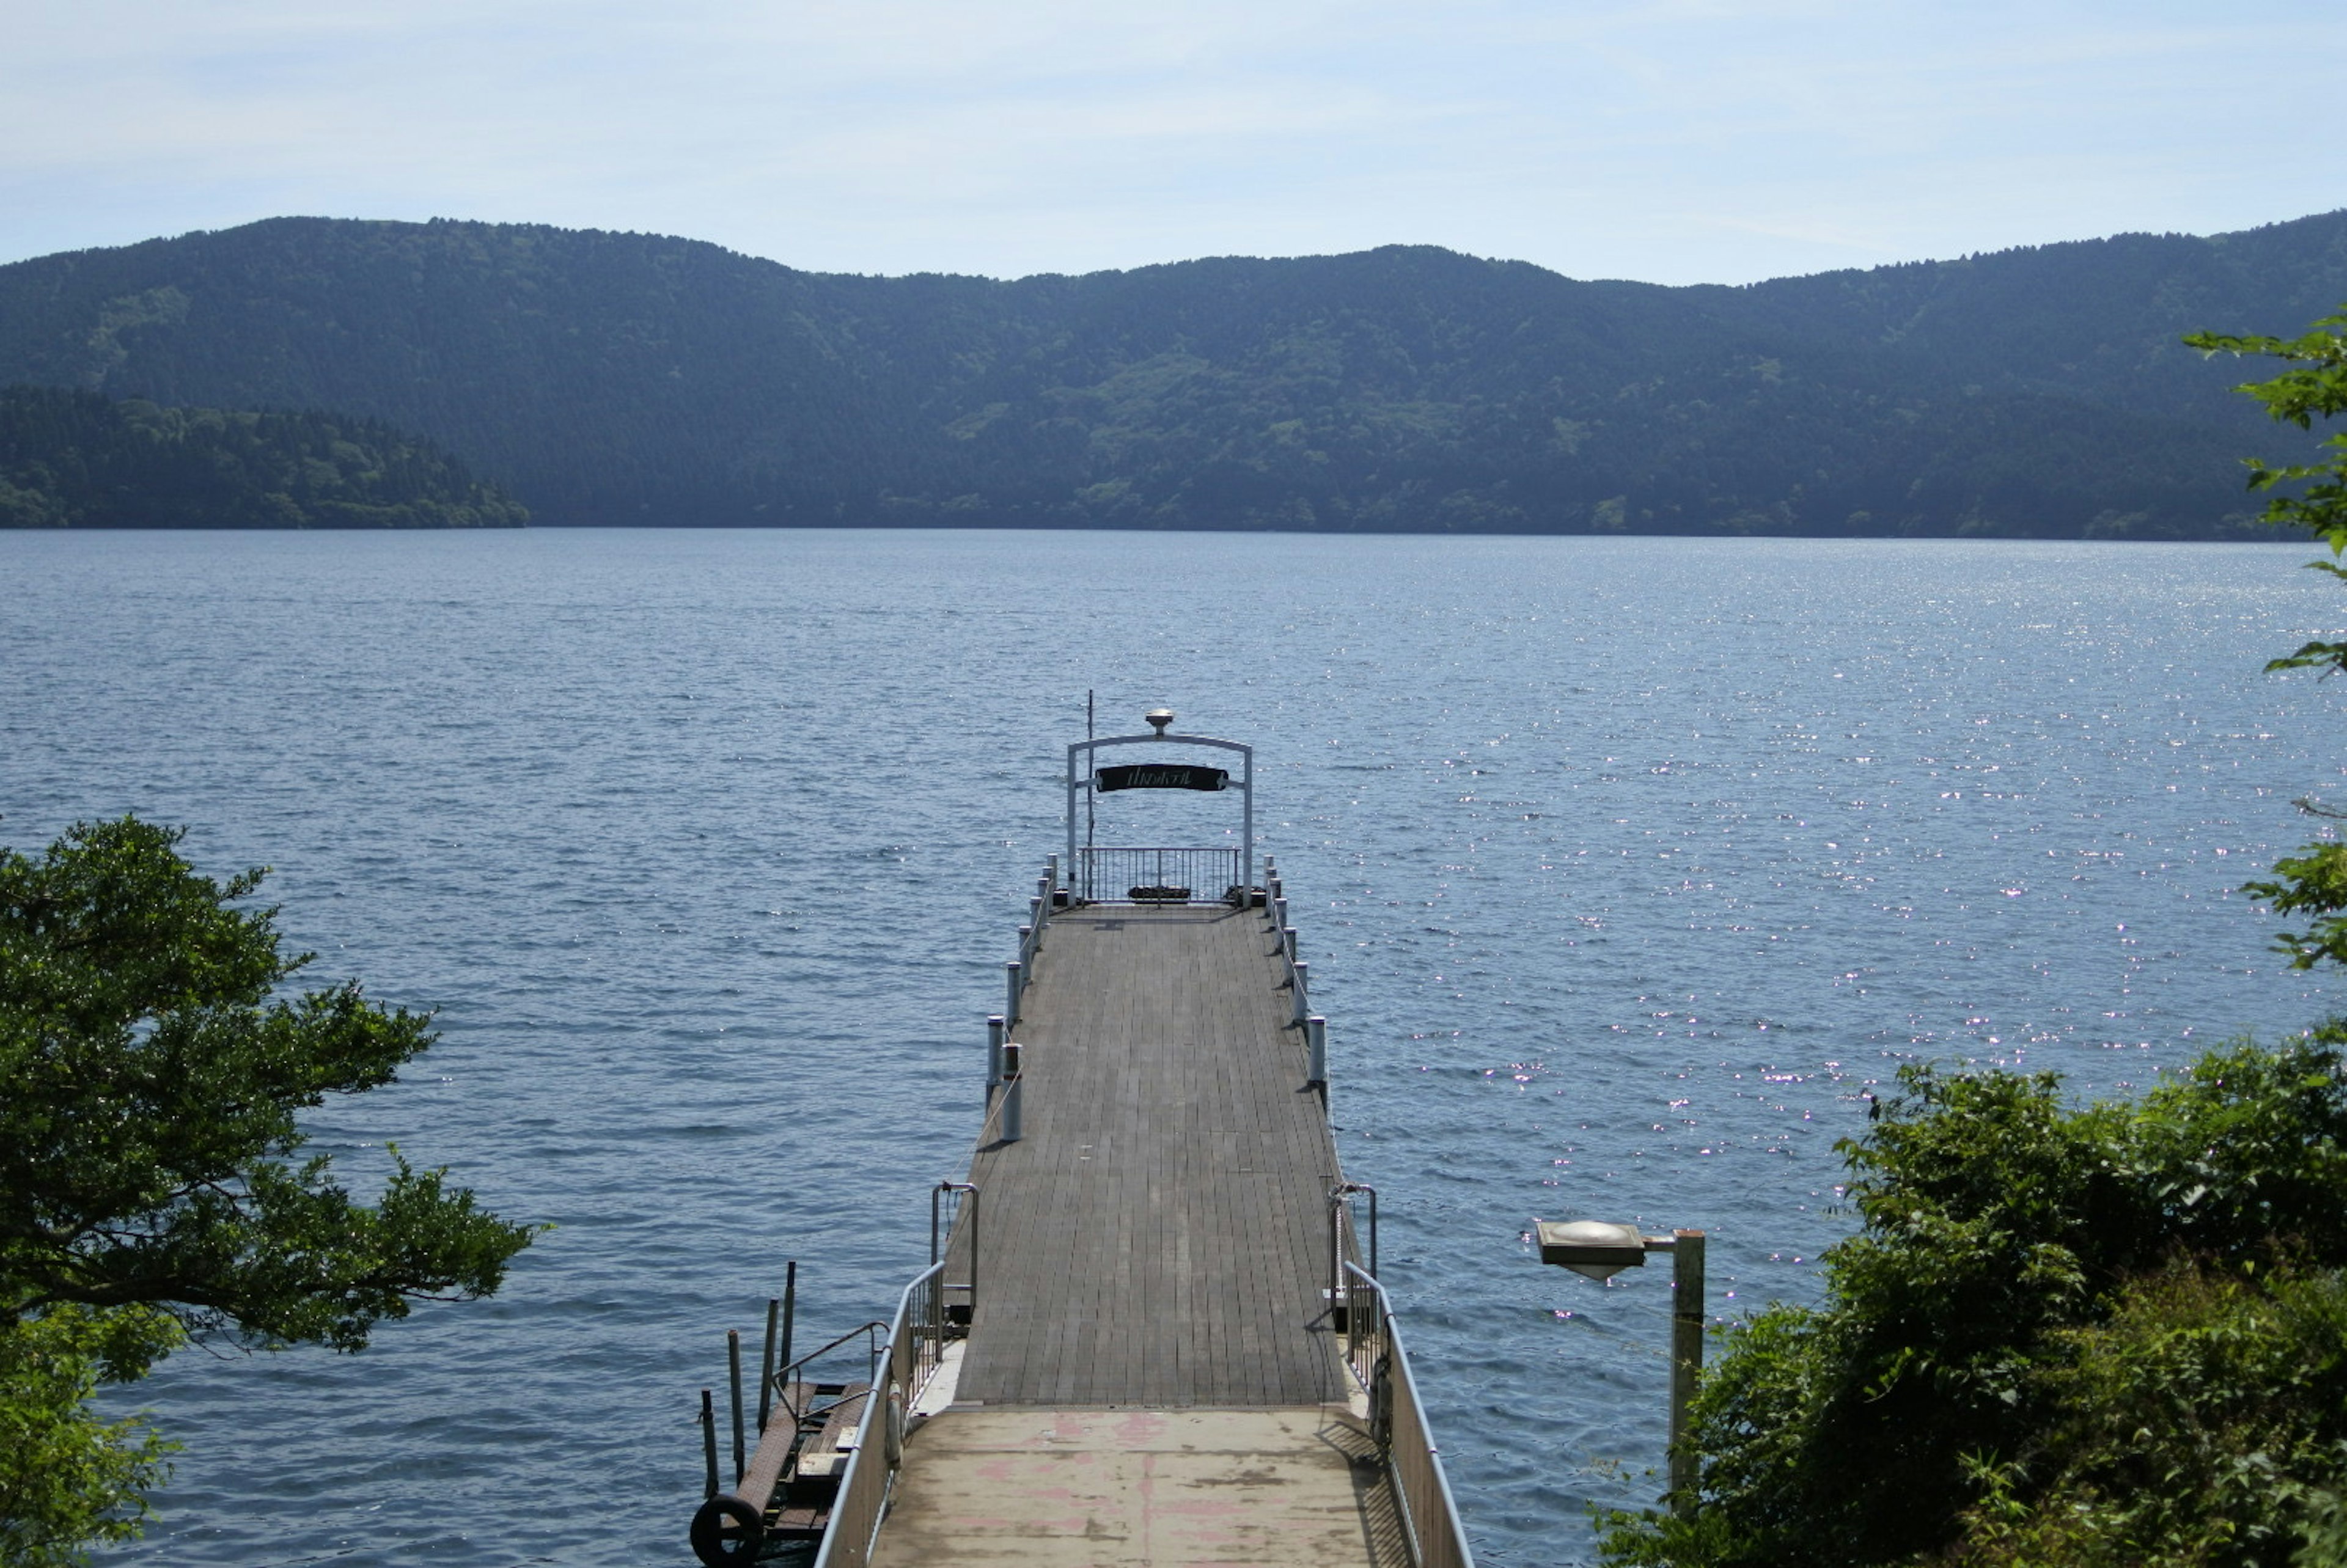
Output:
[3, 528, 2340, 1566]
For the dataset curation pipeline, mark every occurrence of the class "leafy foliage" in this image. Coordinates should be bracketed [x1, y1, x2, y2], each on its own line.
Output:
[0, 384, 527, 529]
[2, 213, 2345, 533]
[0, 817, 538, 1557]
[2188, 309, 2347, 970]
[1595, 1038, 2347, 1568]
[0, 1306, 178, 1567]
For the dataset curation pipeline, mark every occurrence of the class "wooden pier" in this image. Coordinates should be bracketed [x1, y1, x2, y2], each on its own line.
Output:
[691, 718, 1472, 1568]
[955, 903, 1345, 1409]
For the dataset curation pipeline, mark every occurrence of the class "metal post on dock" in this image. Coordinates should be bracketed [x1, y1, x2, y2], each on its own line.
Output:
[1291, 961, 1310, 1025]
[699, 1389, 719, 1500]
[1005, 960, 1023, 1028]
[1307, 1016, 1328, 1087]
[1328, 1184, 1375, 1328]
[1000, 1042, 1024, 1142]
[935, 1179, 980, 1314]
[726, 1330, 746, 1484]
[757, 1297, 780, 1432]
[1273, 895, 1288, 934]
[986, 1014, 1006, 1102]
[1283, 925, 1299, 965]
[779, 1261, 796, 1385]
[1669, 1230, 1707, 1514]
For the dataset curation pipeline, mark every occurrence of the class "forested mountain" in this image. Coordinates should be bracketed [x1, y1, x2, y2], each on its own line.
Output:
[2, 213, 2343, 535]
[0, 385, 525, 528]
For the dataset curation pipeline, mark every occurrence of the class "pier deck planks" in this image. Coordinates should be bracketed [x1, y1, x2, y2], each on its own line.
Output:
[954, 903, 1345, 1409]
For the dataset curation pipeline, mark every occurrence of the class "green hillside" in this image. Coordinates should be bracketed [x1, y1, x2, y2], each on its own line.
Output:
[0, 385, 526, 528]
[2, 213, 2343, 535]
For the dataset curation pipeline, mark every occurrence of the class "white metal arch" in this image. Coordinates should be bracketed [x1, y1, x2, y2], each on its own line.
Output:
[1066, 727, 1255, 897]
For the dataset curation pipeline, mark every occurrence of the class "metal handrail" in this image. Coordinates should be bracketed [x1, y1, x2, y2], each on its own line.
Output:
[1343, 1261, 1477, 1568]
[1071, 845, 1243, 904]
[809, 1261, 950, 1568]
[931, 1181, 979, 1314]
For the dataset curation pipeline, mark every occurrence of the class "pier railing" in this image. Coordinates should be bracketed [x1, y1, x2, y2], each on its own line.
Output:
[1071, 845, 1241, 904]
[810, 1260, 951, 1568]
[1343, 1261, 1477, 1568]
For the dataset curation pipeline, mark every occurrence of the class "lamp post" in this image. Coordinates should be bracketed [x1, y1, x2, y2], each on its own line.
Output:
[1535, 1220, 1707, 1515]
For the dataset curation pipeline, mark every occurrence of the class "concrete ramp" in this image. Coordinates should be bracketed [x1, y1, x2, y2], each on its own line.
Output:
[871, 1407, 1411, 1568]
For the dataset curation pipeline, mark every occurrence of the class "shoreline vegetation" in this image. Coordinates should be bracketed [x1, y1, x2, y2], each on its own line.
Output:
[2, 213, 2345, 535]
[0, 385, 526, 529]
[1594, 307, 2347, 1568]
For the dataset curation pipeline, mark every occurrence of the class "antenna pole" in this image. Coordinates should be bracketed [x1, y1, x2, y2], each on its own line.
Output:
[1085, 689, 1096, 853]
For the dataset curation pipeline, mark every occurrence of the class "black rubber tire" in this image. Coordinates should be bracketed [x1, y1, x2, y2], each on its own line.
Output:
[689, 1494, 764, 1566]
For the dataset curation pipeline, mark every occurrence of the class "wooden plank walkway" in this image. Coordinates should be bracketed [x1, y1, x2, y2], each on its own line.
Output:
[952, 903, 1347, 1409]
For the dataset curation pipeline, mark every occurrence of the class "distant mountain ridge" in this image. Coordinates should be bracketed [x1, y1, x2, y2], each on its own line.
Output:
[2, 213, 2343, 535]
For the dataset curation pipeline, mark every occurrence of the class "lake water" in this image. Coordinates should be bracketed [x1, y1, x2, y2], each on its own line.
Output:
[3, 527, 2341, 1566]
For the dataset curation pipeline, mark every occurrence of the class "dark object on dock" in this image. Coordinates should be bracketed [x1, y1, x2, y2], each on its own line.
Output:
[1128, 883, 1191, 903]
[692, 1293, 897, 1567]
[691, 1376, 872, 1563]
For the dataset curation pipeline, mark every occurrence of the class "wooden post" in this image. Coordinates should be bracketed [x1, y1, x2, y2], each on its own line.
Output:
[1669, 1229, 1706, 1514]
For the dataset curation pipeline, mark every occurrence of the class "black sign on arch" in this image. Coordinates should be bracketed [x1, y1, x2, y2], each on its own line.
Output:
[1095, 764, 1230, 793]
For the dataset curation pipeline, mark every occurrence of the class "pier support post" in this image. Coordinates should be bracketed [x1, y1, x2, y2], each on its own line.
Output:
[700, 1389, 719, 1499]
[1290, 961, 1310, 1024]
[986, 1015, 1006, 1102]
[1005, 961, 1023, 1028]
[757, 1298, 780, 1432]
[1283, 925, 1299, 965]
[1669, 1230, 1707, 1515]
[727, 1330, 746, 1484]
[1000, 1043, 1024, 1143]
[780, 1261, 796, 1387]
[1307, 1016, 1327, 1087]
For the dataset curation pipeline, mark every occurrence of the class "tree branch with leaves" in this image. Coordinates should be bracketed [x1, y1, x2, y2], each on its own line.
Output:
[2186, 307, 2347, 968]
[0, 816, 538, 1562]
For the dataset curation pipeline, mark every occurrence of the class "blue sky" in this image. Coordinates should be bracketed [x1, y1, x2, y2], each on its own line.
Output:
[4, 0, 2343, 285]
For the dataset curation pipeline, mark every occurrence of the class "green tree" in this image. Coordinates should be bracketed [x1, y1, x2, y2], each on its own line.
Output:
[0, 816, 538, 1559]
[1595, 1039, 2347, 1568]
[2185, 308, 2347, 969]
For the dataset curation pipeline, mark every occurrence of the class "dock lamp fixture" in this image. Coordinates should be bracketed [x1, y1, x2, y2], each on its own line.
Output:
[1535, 1220, 1708, 1515]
